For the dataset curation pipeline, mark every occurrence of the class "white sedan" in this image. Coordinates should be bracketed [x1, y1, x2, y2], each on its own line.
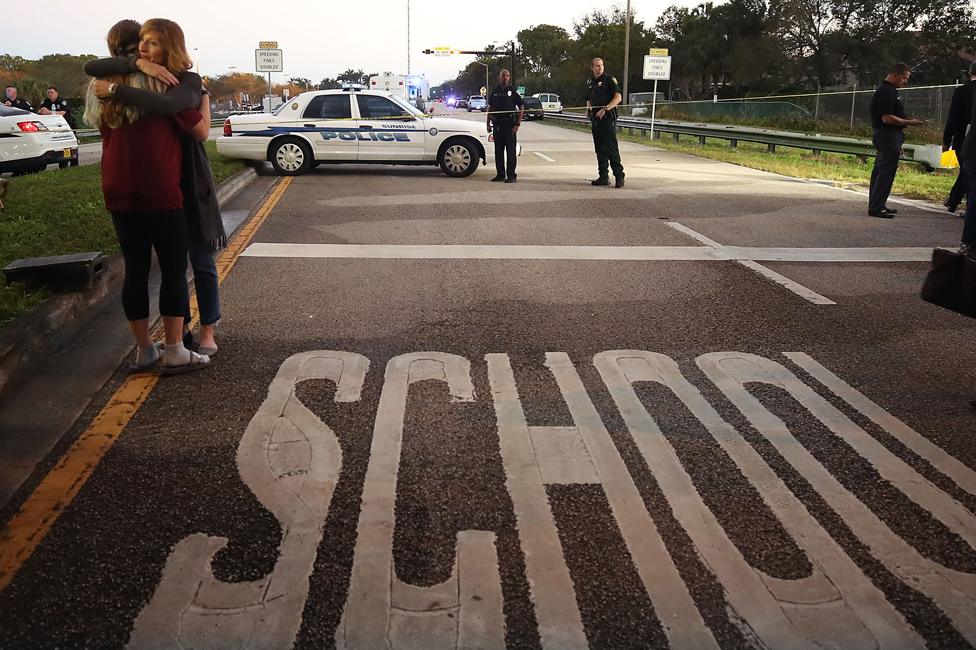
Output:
[0, 105, 78, 175]
[217, 89, 512, 177]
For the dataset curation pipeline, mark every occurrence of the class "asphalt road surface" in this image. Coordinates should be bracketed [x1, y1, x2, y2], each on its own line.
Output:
[2, 111, 976, 649]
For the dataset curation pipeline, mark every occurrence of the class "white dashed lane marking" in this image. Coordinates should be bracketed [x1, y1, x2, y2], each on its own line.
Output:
[667, 222, 837, 304]
[532, 152, 557, 162]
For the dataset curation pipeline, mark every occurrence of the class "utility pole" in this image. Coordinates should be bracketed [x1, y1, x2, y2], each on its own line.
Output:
[622, 0, 631, 107]
[510, 40, 516, 84]
[407, 0, 411, 74]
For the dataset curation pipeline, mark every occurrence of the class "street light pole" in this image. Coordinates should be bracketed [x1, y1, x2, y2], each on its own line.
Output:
[622, 0, 631, 109]
[407, 0, 411, 74]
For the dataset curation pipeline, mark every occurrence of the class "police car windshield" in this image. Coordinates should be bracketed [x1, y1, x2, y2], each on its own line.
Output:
[272, 102, 291, 116]
[388, 95, 425, 117]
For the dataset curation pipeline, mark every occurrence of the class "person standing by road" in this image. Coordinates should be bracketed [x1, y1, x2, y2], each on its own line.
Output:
[586, 57, 624, 188]
[3, 86, 33, 112]
[942, 62, 976, 214]
[38, 87, 73, 125]
[868, 63, 924, 218]
[958, 82, 976, 256]
[87, 18, 211, 374]
[85, 22, 224, 358]
[487, 69, 523, 183]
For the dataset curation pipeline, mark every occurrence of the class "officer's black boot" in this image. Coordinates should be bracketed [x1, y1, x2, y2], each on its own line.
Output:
[591, 177, 610, 186]
[615, 175, 625, 188]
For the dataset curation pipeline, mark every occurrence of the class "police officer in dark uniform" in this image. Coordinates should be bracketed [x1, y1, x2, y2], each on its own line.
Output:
[487, 69, 523, 183]
[586, 57, 624, 188]
[868, 62, 923, 218]
[38, 86, 74, 127]
[942, 61, 976, 213]
[3, 85, 34, 112]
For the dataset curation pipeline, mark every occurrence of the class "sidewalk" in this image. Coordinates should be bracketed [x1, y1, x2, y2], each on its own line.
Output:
[0, 172, 276, 509]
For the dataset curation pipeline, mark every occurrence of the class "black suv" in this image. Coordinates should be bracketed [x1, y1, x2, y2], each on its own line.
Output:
[522, 96, 544, 120]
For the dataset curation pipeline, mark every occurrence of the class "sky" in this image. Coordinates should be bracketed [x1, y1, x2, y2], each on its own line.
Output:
[1, 0, 701, 85]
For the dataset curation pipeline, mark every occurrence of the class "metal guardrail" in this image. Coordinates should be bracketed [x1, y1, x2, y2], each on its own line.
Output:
[545, 112, 946, 171]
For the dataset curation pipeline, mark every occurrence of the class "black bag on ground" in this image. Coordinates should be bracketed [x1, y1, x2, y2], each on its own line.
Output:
[921, 248, 976, 318]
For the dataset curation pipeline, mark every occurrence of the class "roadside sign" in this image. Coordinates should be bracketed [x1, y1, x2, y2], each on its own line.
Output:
[643, 56, 672, 80]
[649, 48, 669, 56]
[433, 47, 458, 56]
[255, 49, 283, 73]
[517, 85, 525, 95]
[259, 41, 278, 49]
[480, 86, 487, 96]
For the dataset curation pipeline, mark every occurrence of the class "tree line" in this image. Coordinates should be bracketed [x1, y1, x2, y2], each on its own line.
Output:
[3, 0, 973, 114]
[0, 54, 384, 114]
[435, 0, 975, 106]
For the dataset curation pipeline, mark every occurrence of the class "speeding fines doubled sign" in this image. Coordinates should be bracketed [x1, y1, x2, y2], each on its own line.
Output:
[255, 47, 283, 73]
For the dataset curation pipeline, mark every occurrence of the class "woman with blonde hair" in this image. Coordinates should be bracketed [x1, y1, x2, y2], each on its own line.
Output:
[86, 18, 225, 360]
[86, 18, 210, 373]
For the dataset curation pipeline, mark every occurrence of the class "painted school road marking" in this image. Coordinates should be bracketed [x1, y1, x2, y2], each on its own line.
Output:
[0, 177, 294, 593]
[532, 152, 557, 162]
[126, 349, 973, 648]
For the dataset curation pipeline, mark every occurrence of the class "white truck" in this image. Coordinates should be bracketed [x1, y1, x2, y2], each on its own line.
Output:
[369, 73, 429, 110]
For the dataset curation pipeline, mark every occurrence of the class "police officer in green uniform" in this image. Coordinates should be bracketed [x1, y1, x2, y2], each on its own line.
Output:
[586, 57, 624, 188]
[487, 69, 524, 183]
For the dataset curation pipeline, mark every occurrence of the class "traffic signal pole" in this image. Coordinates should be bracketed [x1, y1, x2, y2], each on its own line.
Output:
[423, 44, 517, 84]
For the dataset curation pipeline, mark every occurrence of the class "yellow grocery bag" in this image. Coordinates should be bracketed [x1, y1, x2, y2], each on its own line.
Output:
[941, 149, 959, 169]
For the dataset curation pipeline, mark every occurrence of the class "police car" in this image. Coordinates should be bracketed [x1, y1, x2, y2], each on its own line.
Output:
[0, 105, 78, 175]
[217, 89, 506, 177]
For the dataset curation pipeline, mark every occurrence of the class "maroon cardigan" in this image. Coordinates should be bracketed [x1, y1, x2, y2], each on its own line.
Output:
[100, 109, 201, 213]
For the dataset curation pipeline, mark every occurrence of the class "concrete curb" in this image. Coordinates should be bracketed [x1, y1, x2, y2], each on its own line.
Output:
[0, 165, 259, 399]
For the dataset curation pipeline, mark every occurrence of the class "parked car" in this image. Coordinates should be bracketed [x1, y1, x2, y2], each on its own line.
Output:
[522, 96, 545, 120]
[456, 98, 468, 109]
[532, 93, 562, 113]
[467, 95, 487, 112]
[217, 88, 521, 178]
[0, 105, 78, 175]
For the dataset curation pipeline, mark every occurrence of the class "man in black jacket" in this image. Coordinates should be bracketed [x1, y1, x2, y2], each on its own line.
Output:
[3, 86, 33, 112]
[942, 62, 976, 213]
[868, 63, 924, 218]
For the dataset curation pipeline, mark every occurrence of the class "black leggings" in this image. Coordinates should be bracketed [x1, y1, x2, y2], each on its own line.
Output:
[111, 210, 189, 321]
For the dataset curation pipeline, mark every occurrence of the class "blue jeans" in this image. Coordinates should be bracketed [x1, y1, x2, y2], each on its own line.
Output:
[184, 242, 221, 326]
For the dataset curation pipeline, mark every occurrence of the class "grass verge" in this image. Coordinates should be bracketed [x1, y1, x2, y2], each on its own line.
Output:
[554, 120, 958, 204]
[0, 140, 246, 326]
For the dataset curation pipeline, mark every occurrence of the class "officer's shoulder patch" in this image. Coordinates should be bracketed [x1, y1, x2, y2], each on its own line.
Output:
[612, 77, 618, 84]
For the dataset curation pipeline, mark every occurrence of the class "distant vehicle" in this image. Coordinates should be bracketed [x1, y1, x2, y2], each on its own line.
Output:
[369, 73, 429, 110]
[445, 96, 458, 108]
[532, 93, 562, 113]
[629, 92, 666, 116]
[521, 96, 544, 120]
[216, 88, 522, 178]
[467, 95, 487, 112]
[456, 98, 468, 109]
[0, 105, 78, 175]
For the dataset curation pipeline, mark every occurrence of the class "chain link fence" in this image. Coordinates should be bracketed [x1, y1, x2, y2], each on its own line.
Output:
[616, 84, 959, 143]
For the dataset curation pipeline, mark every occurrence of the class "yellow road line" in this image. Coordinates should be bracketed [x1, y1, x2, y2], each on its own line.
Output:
[0, 176, 292, 592]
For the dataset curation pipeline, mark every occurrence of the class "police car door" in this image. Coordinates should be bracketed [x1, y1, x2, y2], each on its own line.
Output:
[302, 94, 357, 161]
[354, 94, 425, 162]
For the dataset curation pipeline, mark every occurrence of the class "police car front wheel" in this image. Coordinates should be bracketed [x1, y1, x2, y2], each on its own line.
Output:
[269, 138, 313, 176]
[439, 141, 479, 177]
